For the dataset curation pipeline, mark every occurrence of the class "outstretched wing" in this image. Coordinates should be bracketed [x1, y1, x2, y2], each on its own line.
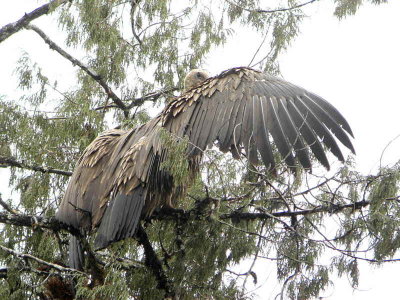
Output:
[162, 67, 354, 171]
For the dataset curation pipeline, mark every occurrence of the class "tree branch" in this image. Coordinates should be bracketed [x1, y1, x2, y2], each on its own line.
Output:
[0, 0, 69, 43]
[136, 225, 174, 298]
[0, 244, 85, 275]
[0, 211, 80, 237]
[128, 87, 179, 109]
[130, 0, 143, 47]
[220, 199, 372, 221]
[0, 156, 72, 176]
[149, 196, 382, 223]
[26, 24, 129, 117]
[225, 0, 320, 14]
[0, 194, 19, 214]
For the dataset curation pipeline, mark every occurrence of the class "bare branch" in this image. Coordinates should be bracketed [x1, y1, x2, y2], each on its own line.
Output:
[225, 0, 320, 14]
[0, 156, 72, 176]
[0, 244, 85, 275]
[26, 24, 129, 117]
[0, 0, 69, 43]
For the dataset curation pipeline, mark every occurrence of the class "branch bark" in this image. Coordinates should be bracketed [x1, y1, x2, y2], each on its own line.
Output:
[128, 87, 179, 109]
[136, 225, 174, 298]
[0, 244, 85, 275]
[0, 0, 69, 43]
[26, 24, 129, 117]
[0, 156, 72, 176]
[150, 197, 377, 223]
[0, 211, 80, 237]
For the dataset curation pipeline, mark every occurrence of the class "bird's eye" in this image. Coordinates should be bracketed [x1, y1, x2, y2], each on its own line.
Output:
[196, 72, 202, 78]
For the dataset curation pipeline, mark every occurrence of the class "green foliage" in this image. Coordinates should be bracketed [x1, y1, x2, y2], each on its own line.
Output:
[159, 128, 191, 188]
[334, 0, 388, 19]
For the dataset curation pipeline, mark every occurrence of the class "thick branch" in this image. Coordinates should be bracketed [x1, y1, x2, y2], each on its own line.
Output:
[136, 225, 174, 298]
[0, 0, 69, 43]
[26, 25, 129, 116]
[0, 211, 80, 237]
[150, 197, 377, 223]
[0, 156, 72, 176]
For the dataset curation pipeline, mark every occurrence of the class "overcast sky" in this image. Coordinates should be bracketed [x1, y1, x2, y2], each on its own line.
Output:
[1, 1, 400, 299]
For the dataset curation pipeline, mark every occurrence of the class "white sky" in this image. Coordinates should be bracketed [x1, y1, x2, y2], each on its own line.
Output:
[1, 1, 400, 299]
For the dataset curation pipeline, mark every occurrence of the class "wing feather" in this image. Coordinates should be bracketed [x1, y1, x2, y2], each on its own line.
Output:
[266, 96, 296, 168]
[276, 97, 311, 169]
[301, 94, 355, 153]
[198, 94, 224, 150]
[295, 96, 345, 162]
[286, 98, 330, 169]
[219, 90, 245, 150]
[306, 91, 354, 137]
[216, 93, 237, 152]
[252, 95, 275, 169]
[241, 94, 259, 165]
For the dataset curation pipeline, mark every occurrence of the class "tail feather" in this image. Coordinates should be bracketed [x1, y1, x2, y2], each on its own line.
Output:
[69, 235, 84, 270]
[94, 186, 146, 250]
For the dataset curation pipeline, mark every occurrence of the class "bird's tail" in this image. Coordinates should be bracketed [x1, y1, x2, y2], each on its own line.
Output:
[94, 186, 146, 250]
[69, 235, 84, 270]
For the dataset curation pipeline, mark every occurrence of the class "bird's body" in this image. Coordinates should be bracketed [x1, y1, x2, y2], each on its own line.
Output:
[56, 67, 354, 269]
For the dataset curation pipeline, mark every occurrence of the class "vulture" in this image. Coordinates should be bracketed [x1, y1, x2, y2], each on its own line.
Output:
[56, 67, 355, 269]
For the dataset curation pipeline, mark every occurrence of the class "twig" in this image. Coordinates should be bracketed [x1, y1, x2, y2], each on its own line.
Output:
[0, 0, 69, 43]
[128, 87, 178, 109]
[94, 104, 119, 111]
[0, 156, 72, 176]
[26, 24, 129, 117]
[248, 29, 269, 67]
[241, 222, 265, 293]
[0, 194, 19, 214]
[379, 133, 400, 169]
[226, 0, 319, 14]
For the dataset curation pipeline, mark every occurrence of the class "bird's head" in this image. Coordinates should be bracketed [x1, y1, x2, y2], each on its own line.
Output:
[184, 69, 210, 91]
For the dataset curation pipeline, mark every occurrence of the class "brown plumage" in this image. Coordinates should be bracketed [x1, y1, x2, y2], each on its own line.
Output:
[56, 67, 354, 269]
